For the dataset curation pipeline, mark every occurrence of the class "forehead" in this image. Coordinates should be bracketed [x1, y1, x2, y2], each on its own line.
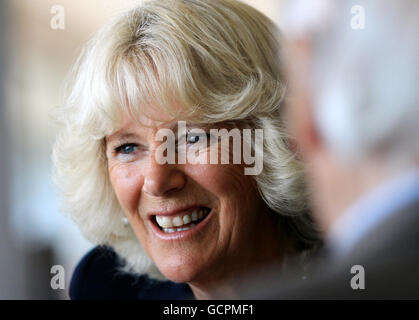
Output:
[107, 106, 177, 140]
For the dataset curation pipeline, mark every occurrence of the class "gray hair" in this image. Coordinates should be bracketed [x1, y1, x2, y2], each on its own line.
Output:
[285, 0, 419, 166]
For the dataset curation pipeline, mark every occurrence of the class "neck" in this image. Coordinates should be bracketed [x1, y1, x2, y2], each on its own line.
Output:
[188, 276, 243, 300]
[311, 153, 419, 233]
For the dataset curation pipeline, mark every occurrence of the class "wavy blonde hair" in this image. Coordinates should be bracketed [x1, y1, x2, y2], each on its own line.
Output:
[52, 0, 321, 278]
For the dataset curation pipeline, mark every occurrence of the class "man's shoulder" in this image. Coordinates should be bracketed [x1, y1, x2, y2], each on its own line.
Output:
[69, 246, 193, 300]
[300, 199, 419, 299]
[349, 198, 419, 262]
[249, 200, 419, 299]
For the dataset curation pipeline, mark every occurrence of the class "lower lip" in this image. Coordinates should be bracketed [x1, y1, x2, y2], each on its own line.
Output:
[150, 209, 214, 241]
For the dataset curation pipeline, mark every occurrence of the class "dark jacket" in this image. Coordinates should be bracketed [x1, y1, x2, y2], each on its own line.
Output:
[245, 198, 419, 299]
[69, 246, 194, 300]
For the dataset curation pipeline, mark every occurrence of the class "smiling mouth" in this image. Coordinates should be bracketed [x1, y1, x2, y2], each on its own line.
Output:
[153, 207, 211, 233]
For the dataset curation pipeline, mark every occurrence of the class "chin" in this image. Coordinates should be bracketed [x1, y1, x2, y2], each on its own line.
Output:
[154, 255, 206, 283]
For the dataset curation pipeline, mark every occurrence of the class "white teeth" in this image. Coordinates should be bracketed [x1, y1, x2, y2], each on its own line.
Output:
[157, 216, 173, 228]
[183, 215, 191, 224]
[191, 210, 198, 221]
[162, 223, 198, 233]
[172, 216, 183, 227]
[156, 208, 210, 231]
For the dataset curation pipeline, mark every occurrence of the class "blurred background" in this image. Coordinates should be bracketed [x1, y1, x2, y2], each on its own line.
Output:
[0, 0, 283, 300]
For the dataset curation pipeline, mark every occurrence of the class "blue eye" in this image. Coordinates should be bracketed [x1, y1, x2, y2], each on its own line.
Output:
[187, 134, 200, 144]
[115, 143, 138, 154]
[186, 132, 211, 144]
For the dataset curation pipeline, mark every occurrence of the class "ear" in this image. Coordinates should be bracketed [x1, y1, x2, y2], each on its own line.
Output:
[286, 37, 323, 159]
[291, 90, 321, 158]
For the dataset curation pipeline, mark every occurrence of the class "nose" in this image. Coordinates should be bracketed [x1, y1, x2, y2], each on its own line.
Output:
[143, 154, 186, 197]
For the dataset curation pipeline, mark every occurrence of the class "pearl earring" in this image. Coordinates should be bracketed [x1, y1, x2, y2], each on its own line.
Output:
[122, 216, 129, 227]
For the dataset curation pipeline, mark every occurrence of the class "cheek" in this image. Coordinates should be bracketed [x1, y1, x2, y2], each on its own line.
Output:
[187, 164, 252, 195]
[186, 162, 256, 205]
[109, 164, 144, 214]
[186, 163, 261, 250]
[189, 137, 256, 197]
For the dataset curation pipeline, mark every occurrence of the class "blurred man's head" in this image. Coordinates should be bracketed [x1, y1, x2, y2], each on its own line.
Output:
[283, 0, 419, 232]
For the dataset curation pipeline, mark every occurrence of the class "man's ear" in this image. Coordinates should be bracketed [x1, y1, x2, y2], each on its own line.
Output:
[292, 92, 321, 158]
[286, 37, 322, 159]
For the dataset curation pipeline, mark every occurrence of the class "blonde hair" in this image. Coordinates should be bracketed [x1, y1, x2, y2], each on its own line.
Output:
[52, 0, 320, 277]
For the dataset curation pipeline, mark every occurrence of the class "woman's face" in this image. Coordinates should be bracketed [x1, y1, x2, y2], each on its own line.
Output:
[105, 109, 279, 285]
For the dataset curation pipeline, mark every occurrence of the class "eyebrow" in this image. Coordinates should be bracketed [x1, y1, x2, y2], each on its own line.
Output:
[106, 132, 141, 143]
[105, 122, 212, 143]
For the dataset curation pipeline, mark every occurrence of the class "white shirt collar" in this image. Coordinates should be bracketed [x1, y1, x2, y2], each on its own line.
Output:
[327, 167, 419, 258]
